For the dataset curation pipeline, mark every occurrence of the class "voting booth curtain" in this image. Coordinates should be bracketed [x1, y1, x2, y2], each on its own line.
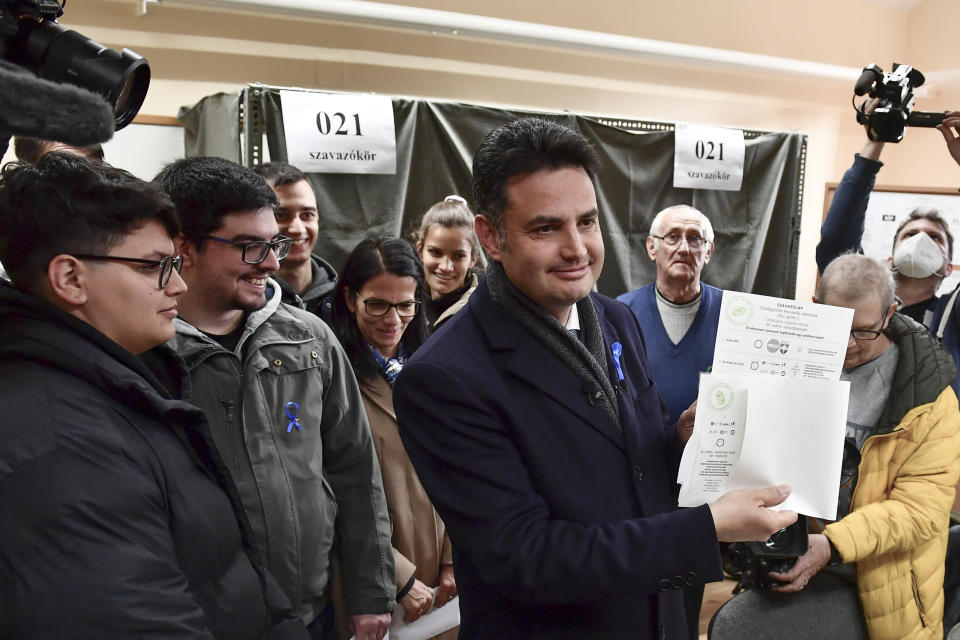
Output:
[179, 86, 806, 299]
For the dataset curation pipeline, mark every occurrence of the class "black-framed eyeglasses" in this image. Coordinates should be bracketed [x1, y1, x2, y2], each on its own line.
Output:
[74, 254, 184, 289]
[357, 297, 421, 318]
[651, 233, 709, 251]
[204, 234, 292, 264]
[850, 309, 889, 340]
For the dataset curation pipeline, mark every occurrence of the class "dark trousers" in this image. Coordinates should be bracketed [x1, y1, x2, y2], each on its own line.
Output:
[306, 602, 338, 640]
[946, 525, 960, 634]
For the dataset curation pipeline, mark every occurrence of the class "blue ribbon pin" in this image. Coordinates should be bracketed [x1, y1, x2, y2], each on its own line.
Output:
[611, 342, 625, 381]
[285, 402, 302, 432]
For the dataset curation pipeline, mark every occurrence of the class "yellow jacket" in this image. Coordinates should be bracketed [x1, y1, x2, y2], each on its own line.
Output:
[825, 315, 960, 640]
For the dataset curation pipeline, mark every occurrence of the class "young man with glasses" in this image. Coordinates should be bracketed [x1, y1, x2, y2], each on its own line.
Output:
[155, 157, 396, 640]
[0, 153, 307, 638]
[712, 252, 960, 640]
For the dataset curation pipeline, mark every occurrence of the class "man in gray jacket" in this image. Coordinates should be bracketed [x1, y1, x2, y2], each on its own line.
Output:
[155, 156, 396, 640]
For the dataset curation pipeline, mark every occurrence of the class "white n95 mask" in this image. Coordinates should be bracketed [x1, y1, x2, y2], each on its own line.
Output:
[892, 231, 948, 278]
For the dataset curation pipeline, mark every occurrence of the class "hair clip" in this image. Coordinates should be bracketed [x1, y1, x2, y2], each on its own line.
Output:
[444, 195, 467, 205]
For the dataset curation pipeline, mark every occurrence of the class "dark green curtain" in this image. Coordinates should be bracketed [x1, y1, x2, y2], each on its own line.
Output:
[181, 89, 805, 298]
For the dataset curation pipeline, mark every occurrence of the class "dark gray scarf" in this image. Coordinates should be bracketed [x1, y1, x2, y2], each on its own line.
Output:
[485, 260, 620, 429]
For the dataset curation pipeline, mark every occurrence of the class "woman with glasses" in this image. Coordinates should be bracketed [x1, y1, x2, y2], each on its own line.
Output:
[413, 196, 482, 330]
[332, 238, 459, 638]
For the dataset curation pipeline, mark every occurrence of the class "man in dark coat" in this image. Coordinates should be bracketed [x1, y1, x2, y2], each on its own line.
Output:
[393, 118, 798, 639]
[0, 153, 306, 639]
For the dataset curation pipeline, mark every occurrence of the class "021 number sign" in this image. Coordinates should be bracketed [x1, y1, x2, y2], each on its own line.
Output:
[281, 90, 397, 175]
[674, 122, 744, 192]
[316, 112, 363, 136]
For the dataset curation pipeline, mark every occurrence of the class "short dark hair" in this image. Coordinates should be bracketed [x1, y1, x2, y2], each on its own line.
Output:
[331, 237, 428, 385]
[472, 118, 601, 234]
[154, 156, 278, 243]
[13, 137, 104, 164]
[255, 161, 309, 188]
[892, 207, 954, 258]
[0, 152, 178, 292]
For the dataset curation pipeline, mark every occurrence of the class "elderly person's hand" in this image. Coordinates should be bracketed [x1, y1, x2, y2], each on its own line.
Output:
[677, 401, 697, 445]
[348, 613, 391, 640]
[433, 565, 457, 608]
[400, 578, 435, 623]
[767, 533, 832, 593]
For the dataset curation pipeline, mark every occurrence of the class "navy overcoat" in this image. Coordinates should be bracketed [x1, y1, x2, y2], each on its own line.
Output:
[394, 281, 723, 639]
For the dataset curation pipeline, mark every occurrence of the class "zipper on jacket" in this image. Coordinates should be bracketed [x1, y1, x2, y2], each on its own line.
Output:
[219, 397, 245, 473]
[911, 569, 929, 627]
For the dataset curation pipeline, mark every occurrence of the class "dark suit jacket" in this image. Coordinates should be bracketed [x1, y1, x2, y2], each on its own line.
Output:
[393, 281, 723, 639]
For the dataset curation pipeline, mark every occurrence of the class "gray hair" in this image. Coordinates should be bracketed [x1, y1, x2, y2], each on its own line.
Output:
[817, 253, 895, 310]
[648, 205, 715, 243]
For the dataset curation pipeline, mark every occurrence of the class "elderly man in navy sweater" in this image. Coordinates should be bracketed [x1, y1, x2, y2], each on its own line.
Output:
[617, 205, 720, 426]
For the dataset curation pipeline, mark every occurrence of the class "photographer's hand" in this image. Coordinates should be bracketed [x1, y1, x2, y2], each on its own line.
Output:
[859, 97, 885, 161]
[710, 485, 797, 542]
[937, 111, 960, 167]
[767, 533, 831, 593]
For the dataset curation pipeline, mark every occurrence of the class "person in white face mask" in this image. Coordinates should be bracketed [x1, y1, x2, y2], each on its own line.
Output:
[886, 207, 954, 322]
[892, 226, 950, 279]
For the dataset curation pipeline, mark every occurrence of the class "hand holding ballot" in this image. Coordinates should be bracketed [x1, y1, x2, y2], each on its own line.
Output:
[709, 485, 798, 542]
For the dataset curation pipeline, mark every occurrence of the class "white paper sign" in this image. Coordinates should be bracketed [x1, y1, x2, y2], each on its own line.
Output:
[280, 91, 396, 174]
[712, 291, 853, 380]
[673, 122, 745, 191]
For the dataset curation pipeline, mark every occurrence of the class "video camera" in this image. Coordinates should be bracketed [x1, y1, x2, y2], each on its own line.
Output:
[0, 0, 151, 157]
[722, 515, 809, 593]
[1, 0, 149, 129]
[854, 63, 945, 143]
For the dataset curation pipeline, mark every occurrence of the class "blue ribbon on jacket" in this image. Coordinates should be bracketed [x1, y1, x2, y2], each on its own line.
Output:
[285, 402, 302, 432]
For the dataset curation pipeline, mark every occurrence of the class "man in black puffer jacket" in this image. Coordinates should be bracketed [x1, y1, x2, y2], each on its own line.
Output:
[0, 153, 308, 640]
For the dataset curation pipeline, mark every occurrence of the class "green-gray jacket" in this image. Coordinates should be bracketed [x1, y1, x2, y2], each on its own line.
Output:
[170, 280, 396, 625]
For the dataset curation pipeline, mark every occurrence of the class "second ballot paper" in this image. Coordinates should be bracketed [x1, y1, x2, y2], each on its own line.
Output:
[677, 291, 854, 520]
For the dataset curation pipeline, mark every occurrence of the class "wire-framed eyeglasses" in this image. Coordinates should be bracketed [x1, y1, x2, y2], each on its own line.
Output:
[204, 235, 292, 264]
[850, 309, 889, 341]
[357, 297, 421, 318]
[73, 254, 184, 289]
[651, 233, 709, 251]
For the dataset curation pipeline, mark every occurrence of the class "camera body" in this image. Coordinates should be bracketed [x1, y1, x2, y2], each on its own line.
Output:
[722, 515, 809, 592]
[854, 62, 945, 143]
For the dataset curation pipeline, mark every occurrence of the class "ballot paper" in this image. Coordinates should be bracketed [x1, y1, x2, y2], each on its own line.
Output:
[677, 373, 850, 519]
[712, 292, 853, 379]
[349, 595, 459, 640]
[677, 291, 854, 519]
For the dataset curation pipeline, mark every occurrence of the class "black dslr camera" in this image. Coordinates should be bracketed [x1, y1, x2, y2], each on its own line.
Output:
[0, 0, 149, 129]
[854, 63, 945, 143]
[722, 515, 808, 593]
